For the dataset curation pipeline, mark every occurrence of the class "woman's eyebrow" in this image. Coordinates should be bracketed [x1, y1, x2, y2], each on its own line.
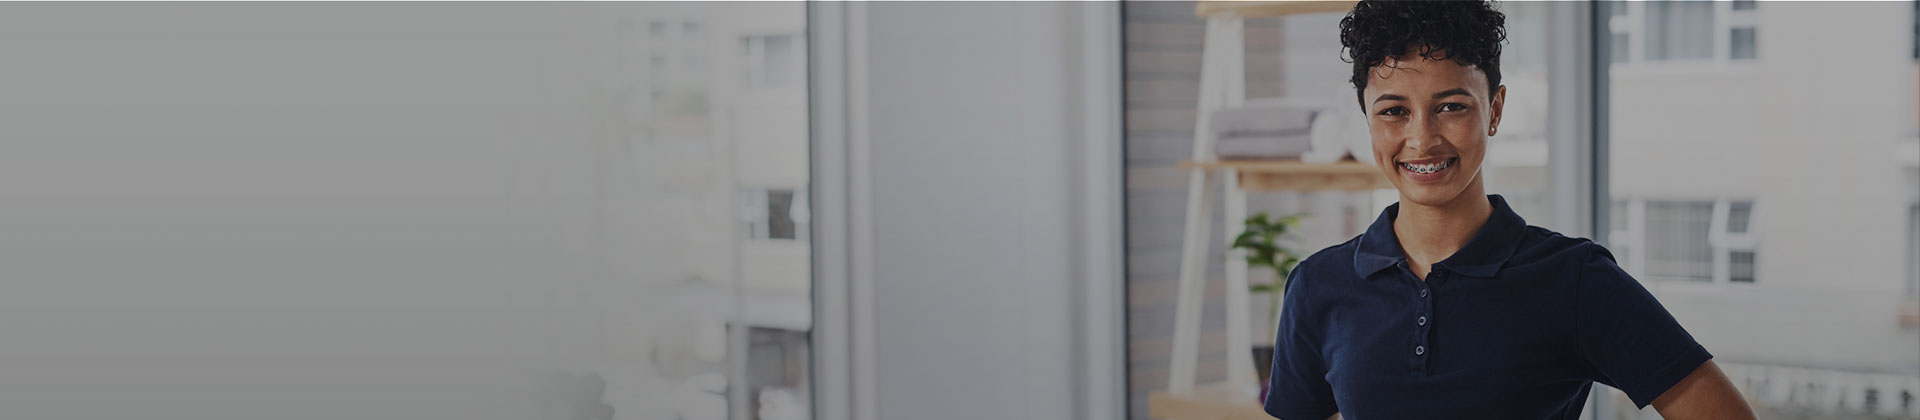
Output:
[1372, 93, 1406, 104]
[1433, 88, 1474, 100]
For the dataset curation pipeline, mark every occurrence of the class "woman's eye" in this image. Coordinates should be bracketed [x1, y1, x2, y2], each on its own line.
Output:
[1438, 103, 1469, 113]
[1377, 106, 1407, 117]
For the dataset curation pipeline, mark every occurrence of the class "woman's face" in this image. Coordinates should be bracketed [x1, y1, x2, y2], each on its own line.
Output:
[1362, 51, 1505, 208]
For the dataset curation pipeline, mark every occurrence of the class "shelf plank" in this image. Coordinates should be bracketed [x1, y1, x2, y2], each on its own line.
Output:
[1195, 0, 1357, 18]
[1179, 159, 1393, 191]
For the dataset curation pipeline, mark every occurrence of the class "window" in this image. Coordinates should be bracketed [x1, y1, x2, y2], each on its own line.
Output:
[742, 34, 799, 89]
[1729, 27, 1757, 60]
[1726, 201, 1753, 233]
[1610, 199, 1757, 284]
[1645, 200, 1714, 282]
[1729, 250, 1756, 283]
[611, 4, 809, 420]
[1609, 0, 1759, 64]
[740, 188, 808, 241]
[1644, 1, 1714, 61]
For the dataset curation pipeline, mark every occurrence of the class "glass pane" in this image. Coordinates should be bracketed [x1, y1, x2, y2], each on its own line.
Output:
[768, 190, 797, 240]
[1644, 200, 1713, 282]
[1644, 0, 1715, 61]
[1727, 201, 1753, 233]
[621, 4, 812, 420]
[0, 3, 811, 419]
[1731, 27, 1758, 60]
[1605, 2, 1919, 418]
[1729, 250, 1756, 283]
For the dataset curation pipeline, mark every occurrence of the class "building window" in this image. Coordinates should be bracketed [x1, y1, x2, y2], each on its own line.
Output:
[682, 21, 703, 39]
[742, 34, 799, 89]
[739, 188, 808, 241]
[1729, 250, 1756, 283]
[1610, 0, 1759, 64]
[1729, 27, 1757, 60]
[1726, 201, 1753, 233]
[1645, 200, 1715, 282]
[1645, 1, 1715, 61]
[1612, 198, 1759, 285]
[649, 21, 669, 37]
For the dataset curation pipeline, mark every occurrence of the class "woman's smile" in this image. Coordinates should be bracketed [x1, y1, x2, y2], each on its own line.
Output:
[1397, 156, 1458, 182]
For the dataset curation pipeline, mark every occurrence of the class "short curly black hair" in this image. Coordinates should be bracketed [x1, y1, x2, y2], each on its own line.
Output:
[1339, 0, 1507, 109]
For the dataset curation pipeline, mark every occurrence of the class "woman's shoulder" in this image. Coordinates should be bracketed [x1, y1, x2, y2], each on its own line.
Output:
[1505, 224, 1614, 269]
[1284, 235, 1366, 291]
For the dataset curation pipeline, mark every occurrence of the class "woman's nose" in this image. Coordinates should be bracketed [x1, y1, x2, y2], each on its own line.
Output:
[1404, 114, 1442, 151]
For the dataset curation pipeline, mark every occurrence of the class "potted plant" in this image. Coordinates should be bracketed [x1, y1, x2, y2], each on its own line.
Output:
[1230, 212, 1304, 392]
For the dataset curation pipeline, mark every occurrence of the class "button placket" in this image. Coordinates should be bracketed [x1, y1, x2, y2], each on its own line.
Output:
[1414, 270, 1440, 369]
[1400, 262, 1435, 373]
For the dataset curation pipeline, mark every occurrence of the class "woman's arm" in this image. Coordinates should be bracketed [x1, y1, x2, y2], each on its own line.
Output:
[1649, 360, 1757, 420]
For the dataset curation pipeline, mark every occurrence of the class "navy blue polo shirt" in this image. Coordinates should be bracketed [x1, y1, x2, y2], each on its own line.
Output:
[1263, 194, 1711, 420]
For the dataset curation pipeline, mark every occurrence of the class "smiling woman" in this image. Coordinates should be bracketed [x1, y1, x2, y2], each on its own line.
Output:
[1257, 1, 1758, 420]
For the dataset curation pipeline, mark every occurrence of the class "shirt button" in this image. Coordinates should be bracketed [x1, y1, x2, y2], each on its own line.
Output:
[1416, 316, 1428, 326]
[1418, 289, 1429, 299]
[1414, 345, 1427, 356]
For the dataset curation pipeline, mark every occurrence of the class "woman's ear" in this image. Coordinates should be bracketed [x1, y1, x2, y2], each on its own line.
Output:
[1488, 84, 1507, 136]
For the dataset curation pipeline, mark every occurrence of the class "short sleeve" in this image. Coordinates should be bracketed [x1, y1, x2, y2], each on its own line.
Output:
[1574, 245, 1713, 408]
[1263, 267, 1338, 420]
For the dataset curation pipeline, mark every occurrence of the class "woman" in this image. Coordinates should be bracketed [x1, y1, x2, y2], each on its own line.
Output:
[1261, 2, 1757, 419]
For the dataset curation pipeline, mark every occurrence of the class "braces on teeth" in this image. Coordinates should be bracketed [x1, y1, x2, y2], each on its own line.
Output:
[1401, 159, 1453, 174]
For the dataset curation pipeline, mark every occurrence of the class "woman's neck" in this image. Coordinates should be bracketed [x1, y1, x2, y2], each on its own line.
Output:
[1393, 187, 1493, 280]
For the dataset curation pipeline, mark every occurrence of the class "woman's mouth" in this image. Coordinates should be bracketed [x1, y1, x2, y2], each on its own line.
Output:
[1397, 157, 1458, 182]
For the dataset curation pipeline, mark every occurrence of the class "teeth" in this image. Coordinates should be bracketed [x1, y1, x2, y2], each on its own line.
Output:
[1400, 158, 1453, 174]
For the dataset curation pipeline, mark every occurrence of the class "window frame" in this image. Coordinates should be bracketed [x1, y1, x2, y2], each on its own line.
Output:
[1608, 0, 1759, 67]
[1609, 198, 1760, 287]
[739, 187, 810, 242]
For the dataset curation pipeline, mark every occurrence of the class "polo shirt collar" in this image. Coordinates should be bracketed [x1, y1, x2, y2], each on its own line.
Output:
[1352, 194, 1528, 280]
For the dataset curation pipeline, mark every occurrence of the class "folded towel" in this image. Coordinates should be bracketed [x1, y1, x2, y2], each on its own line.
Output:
[1212, 99, 1316, 159]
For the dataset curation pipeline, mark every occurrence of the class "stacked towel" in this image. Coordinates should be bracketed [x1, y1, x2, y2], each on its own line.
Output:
[1211, 99, 1316, 159]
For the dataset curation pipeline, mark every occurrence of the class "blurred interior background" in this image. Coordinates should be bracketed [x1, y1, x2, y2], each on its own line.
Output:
[0, 1, 1913, 420]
